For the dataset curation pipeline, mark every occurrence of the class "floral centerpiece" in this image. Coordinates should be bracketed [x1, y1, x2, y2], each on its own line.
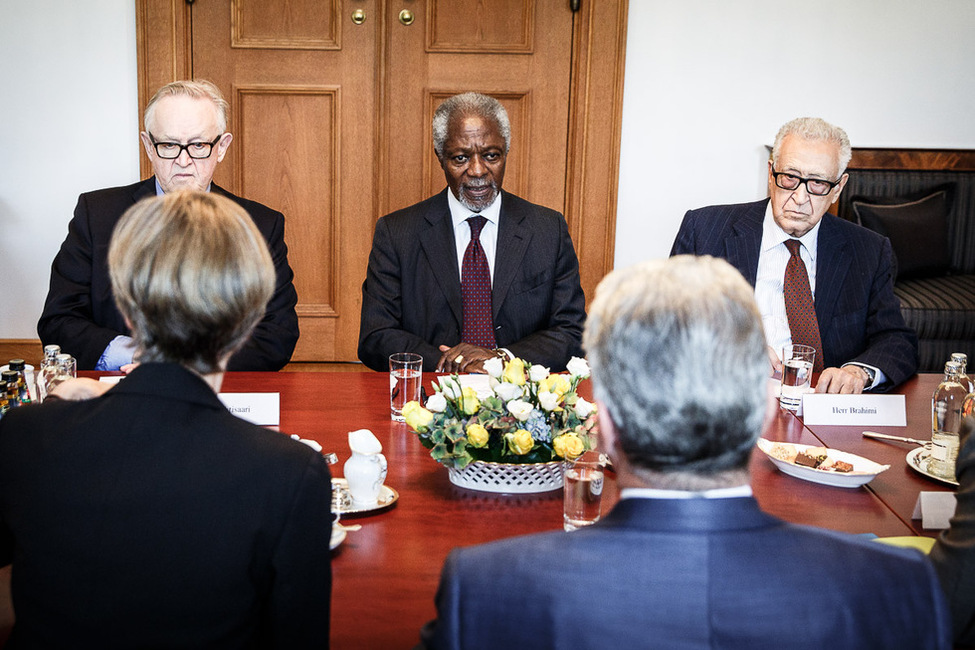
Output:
[402, 356, 597, 492]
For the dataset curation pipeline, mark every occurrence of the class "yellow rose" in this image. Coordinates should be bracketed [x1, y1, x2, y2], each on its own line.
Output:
[553, 433, 586, 459]
[506, 429, 534, 455]
[402, 401, 433, 431]
[458, 386, 481, 415]
[539, 374, 571, 399]
[466, 423, 490, 448]
[502, 358, 527, 386]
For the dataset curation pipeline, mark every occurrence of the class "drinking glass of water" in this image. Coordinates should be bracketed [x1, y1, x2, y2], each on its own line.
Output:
[563, 450, 605, 531]
[389, 353, 422, 421]
[780, 344, 816, 411]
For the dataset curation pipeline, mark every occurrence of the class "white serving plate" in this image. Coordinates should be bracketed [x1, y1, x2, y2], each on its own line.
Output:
[757, 438, 889, 488]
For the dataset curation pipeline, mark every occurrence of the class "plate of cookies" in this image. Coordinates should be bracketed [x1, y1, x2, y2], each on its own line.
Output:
[757, 439, 890, 488]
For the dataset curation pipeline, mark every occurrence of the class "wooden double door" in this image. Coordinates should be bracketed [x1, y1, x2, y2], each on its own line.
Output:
[137, 0, 626, 362]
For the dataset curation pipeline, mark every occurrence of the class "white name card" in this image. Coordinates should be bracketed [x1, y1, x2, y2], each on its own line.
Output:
[218, 392, 280, 426]
[912, 491, 958, 530]
[801, 394, 906, 426]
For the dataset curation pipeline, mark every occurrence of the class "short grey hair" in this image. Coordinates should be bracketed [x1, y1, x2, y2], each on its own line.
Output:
[584, 256, 768, 480]
[109, 191, 274, 375]
[144, 79, 230, 134]
[432, 92, 511, 159]
[772, 117, 852, 175]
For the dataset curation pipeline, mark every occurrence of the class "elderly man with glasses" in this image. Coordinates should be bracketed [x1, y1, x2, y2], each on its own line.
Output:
[671, 117, 917, 393]
[39, 80, 299, 371]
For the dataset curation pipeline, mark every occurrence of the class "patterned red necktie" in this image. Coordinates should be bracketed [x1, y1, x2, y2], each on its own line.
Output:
[461, 215, 496, 348]
[784, 239, 824, 372]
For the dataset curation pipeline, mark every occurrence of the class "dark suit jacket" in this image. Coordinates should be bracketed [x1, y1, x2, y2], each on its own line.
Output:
[671, 199, 919, 389]
[421, 497, 951, 650]
[930, 416, 975, 646]
[358, 190, 586, 372]
[37, 178, 300, 371]
[0, 363, 332, 648]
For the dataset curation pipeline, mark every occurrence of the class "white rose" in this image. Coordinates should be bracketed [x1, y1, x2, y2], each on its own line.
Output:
[507, 399, 534, 421]
[538, 390, 560, 412]
[437, 376, 462, 399]
[566, 356, 591, 379]
[426, 393, 447, 413]
[573, 396, 595, 419]
[528, 364, 550, 383]
[483, 356, 504, 378]
[494, 382, 524, 402]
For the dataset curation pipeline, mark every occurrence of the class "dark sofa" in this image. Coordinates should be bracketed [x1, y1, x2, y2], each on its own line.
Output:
[833, 149, 975, 373]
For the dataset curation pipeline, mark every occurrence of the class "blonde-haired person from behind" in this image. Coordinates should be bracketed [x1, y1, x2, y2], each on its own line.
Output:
[0, 191, 333, 648]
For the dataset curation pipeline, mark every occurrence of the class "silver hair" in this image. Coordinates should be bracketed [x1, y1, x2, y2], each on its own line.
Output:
[583, 255, 769, 480]
[432, 92, 511, 159]
[772, 117, 852, 175]
[144, 80, 230, 134]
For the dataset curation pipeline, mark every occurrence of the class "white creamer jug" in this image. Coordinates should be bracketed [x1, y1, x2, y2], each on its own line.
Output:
[344, 429, 388, 505]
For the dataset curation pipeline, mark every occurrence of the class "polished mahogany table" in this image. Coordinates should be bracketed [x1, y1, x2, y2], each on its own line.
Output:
[212, 370, 940, 649]
[794, 373, 954, 538]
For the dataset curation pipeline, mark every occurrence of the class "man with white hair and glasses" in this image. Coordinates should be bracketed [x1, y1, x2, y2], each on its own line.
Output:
[39, 80, 299, 372]
[671, 117, 917, 393]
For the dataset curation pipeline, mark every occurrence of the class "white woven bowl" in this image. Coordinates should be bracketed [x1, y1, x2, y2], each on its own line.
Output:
[446, 460, 564, 493]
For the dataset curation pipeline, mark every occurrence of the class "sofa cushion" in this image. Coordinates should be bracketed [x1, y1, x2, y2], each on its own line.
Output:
[852, 190, 951, 280]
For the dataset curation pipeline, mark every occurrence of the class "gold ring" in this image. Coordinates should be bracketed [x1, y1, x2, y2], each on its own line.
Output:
[455, 354, 464, 364]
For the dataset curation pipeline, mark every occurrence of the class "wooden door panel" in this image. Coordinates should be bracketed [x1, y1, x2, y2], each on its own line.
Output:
[234, 85, 339, 309]
[427, 0, 533, 52]
[231, 0, 340, 49]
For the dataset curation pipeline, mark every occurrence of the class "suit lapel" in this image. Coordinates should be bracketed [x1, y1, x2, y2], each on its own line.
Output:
[492, 192, 532, 320]
[724, 200, 766, 286]
[813, 215, 851, 332]
[419, 191, 464, 326]
[133, 177, 158, 203]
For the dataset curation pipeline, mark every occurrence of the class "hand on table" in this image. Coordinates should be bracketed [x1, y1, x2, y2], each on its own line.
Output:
[120, 362, 139, 374]
[815, 366, 867, 394]
[49, 378, 112, 401]
[436, 344, 498, 374]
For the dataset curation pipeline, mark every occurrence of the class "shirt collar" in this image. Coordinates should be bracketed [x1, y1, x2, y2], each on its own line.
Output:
[761, 200, 822, 260]
[447, 188, 502, 230]
[621, 484, 753, 500]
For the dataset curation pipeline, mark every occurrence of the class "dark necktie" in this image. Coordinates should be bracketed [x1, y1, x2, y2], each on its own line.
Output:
[784, 239, 823, 372]
[461, 215, 496, 348]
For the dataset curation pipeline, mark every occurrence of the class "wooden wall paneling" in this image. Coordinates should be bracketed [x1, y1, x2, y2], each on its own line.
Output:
[136, 0, 628, 362]
[564, 0, 629, 305]
[847, 148, 975, 172]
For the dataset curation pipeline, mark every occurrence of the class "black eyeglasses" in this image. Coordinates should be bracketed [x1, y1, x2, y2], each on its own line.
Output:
[148, 133, 222, 159]
[771, 168, 841, 196]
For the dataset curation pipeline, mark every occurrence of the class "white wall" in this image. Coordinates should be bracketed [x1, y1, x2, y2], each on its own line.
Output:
[2, 1, 974, 338]
[0, 1, 138, 337]
[616, 0, 975, 269]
